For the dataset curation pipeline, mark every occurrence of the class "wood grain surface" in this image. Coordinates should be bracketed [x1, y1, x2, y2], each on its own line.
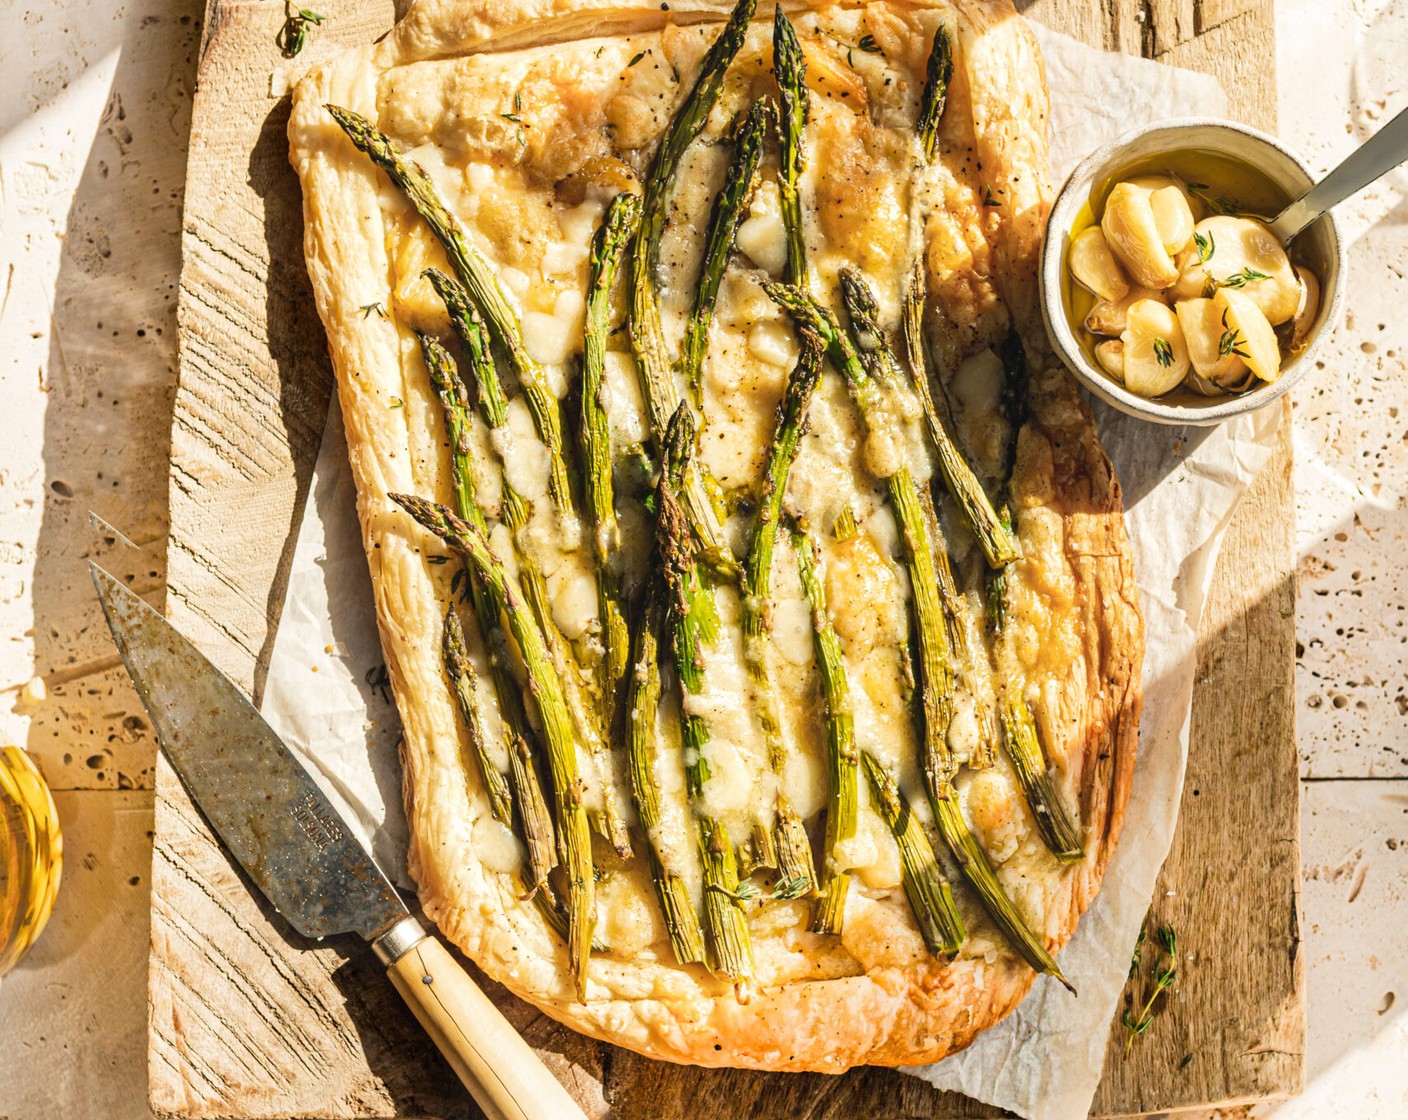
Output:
[156, 0, 1302, 1116]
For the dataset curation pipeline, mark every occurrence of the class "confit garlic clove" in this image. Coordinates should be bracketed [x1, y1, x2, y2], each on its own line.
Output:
[1214, 286, 1281, 384]
[1094, 338, 1125, 382]
[1101, 182, 1181, 289]
[1069, 226, 1130, 302]
[1149, 185, 1195, 256]
[1120, 297, 1190, 397]
[1085, 284, 1163, 336]
[1172, 215, 1300, 325]
[1125, 173, 1203, 219]
[1289, 264, 1321, 349]
[1174, 296, 1249, 385]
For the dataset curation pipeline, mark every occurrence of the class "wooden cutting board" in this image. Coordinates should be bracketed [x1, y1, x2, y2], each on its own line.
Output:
[156, 1, 1302, 1116]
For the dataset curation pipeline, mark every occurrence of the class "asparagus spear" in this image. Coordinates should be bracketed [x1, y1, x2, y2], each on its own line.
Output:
[678, 100, 772, 401]
[327, 105, 574, 515]
[916, 23, 953, 164]
[928, 788, 1073, 992]
[762, 284, 1068, 983]
[626, 550, 709, 966]
[836, 271, 1001, 765]
[739, 330, 824, 894]
[1001, 698, 1083, 861]
[894, 271, 1019, 567]
[772, 8, 809, 287]
[986, 329, 1030, 634]
[860, 752, 965, 956]
[444, 609, 558, 888]
[984, 331, 1084, 862]
[389, 494, 596, 998]
[762, 281, 956, 792]
[441, 606, 512, 823]
[420, 333, 557, 892]
[658, 406, 755, 984]
[790, 523, 857, 934]
[583, 193, 640, 732]
[628, 0, 756, 576]
[426, 269, 633, 858]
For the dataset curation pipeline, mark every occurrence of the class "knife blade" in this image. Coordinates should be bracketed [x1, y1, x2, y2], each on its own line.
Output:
[92, 562, 587, 1120]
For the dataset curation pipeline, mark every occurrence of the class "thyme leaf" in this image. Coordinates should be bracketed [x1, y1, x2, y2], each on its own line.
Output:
[1193, 229, 1215, 264]
[1153, 338, 1174, 368]
[1123, 921, 1179, 1055]
[276, 2, 325, 58]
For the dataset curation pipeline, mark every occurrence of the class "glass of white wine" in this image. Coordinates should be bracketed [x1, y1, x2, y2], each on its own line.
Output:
[0, 746, 62, 982]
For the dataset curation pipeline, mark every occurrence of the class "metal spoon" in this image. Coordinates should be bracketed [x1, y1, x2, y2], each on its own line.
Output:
[1268, 103, 1408, 244]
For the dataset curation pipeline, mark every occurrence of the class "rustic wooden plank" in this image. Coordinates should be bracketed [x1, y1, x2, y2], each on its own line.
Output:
[157, 3, 469, 1116]
[156, 0, 1300, 1116]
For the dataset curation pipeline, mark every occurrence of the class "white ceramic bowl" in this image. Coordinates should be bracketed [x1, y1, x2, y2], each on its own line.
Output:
[1040, 118, 1346, 425]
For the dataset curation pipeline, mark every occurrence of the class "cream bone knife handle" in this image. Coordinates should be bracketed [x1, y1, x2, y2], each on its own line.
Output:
[374, 917, 588, 1120]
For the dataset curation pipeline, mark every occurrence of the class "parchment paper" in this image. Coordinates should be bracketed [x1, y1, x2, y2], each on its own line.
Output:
[260, 25, 1266, 1120]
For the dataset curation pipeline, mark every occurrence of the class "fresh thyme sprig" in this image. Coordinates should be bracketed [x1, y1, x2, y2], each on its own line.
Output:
[1153, 337, 1174, 368]
[1193, 229, 1214, 264]
[1185, 182, 1239, 217]
[1123, 923, 1178, 1055]
[276, 2, 324, 58]
[1217, 307, 1251, 359]
[1202, 266, 1269, 299]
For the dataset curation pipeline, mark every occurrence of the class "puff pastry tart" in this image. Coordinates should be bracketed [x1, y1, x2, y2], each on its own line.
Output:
[289, 0, 1143, 1071]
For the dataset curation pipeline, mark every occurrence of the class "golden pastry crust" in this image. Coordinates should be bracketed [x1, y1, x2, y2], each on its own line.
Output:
[289, 0, 1143, 1071]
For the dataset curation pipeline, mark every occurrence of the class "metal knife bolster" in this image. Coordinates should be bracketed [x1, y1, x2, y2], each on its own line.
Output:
[372, 915, 430, 966]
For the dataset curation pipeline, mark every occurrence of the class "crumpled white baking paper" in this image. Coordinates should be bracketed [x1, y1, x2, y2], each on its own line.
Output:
[259, 23, 1260, 1120]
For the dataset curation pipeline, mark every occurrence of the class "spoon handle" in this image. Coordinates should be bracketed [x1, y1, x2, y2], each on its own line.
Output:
[1269, 103, 1408, 243]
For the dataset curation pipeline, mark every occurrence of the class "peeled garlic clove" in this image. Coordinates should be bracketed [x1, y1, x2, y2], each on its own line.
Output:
[1125, 173, 1203, 219]
[1214, 286, 1281, 383]
[1094, 339, 1125, 382]
[1120, 297, 1190, 397]
[1085, 285, 1161, 336]
[1172, 215, 1300, 325]
[1289, 265, 1321, 348]
[1102, 183, 1181, 289]
[1175, 296, 1249, 385]
[1069, 227, 1130, 302]
[1149, 186, 1195, 256]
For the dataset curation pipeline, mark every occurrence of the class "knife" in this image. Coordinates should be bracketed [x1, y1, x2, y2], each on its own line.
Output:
[91, 563, 588, 1120]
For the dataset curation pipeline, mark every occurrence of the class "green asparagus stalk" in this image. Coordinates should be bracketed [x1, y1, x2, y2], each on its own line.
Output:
[626, 568, 709, 966]
[762, 281, 957, 792]
[583, 193, 640, 733]
[678, 100, 772, 400]
[928, 788, 1074, 992]
[530, 878, 609, 952]
[1001, 698, 1083, 861]
[419, 333, 557, 892]
[440, 606, 513, 826]
[427, 269, 633, 858]
[895, 270, 1019, 567]
[790, 523, 857, 934]
[739, 330, 824, 894]
[860, 752, 965, 956]
[834, 272, 1000, 765]
[389, 493, 596, 998]
[916, 23, 953, 164]
[763, 284, 1066, 980]
[772, 8, 809, 287]
[658, 406, 755, 984]
[984, 330, 1084, 861]
[628, 0, 756, 577]
[327, 104, 574, 515]
[444, 609, 560, 890]
[986, 329, 1030, 635]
